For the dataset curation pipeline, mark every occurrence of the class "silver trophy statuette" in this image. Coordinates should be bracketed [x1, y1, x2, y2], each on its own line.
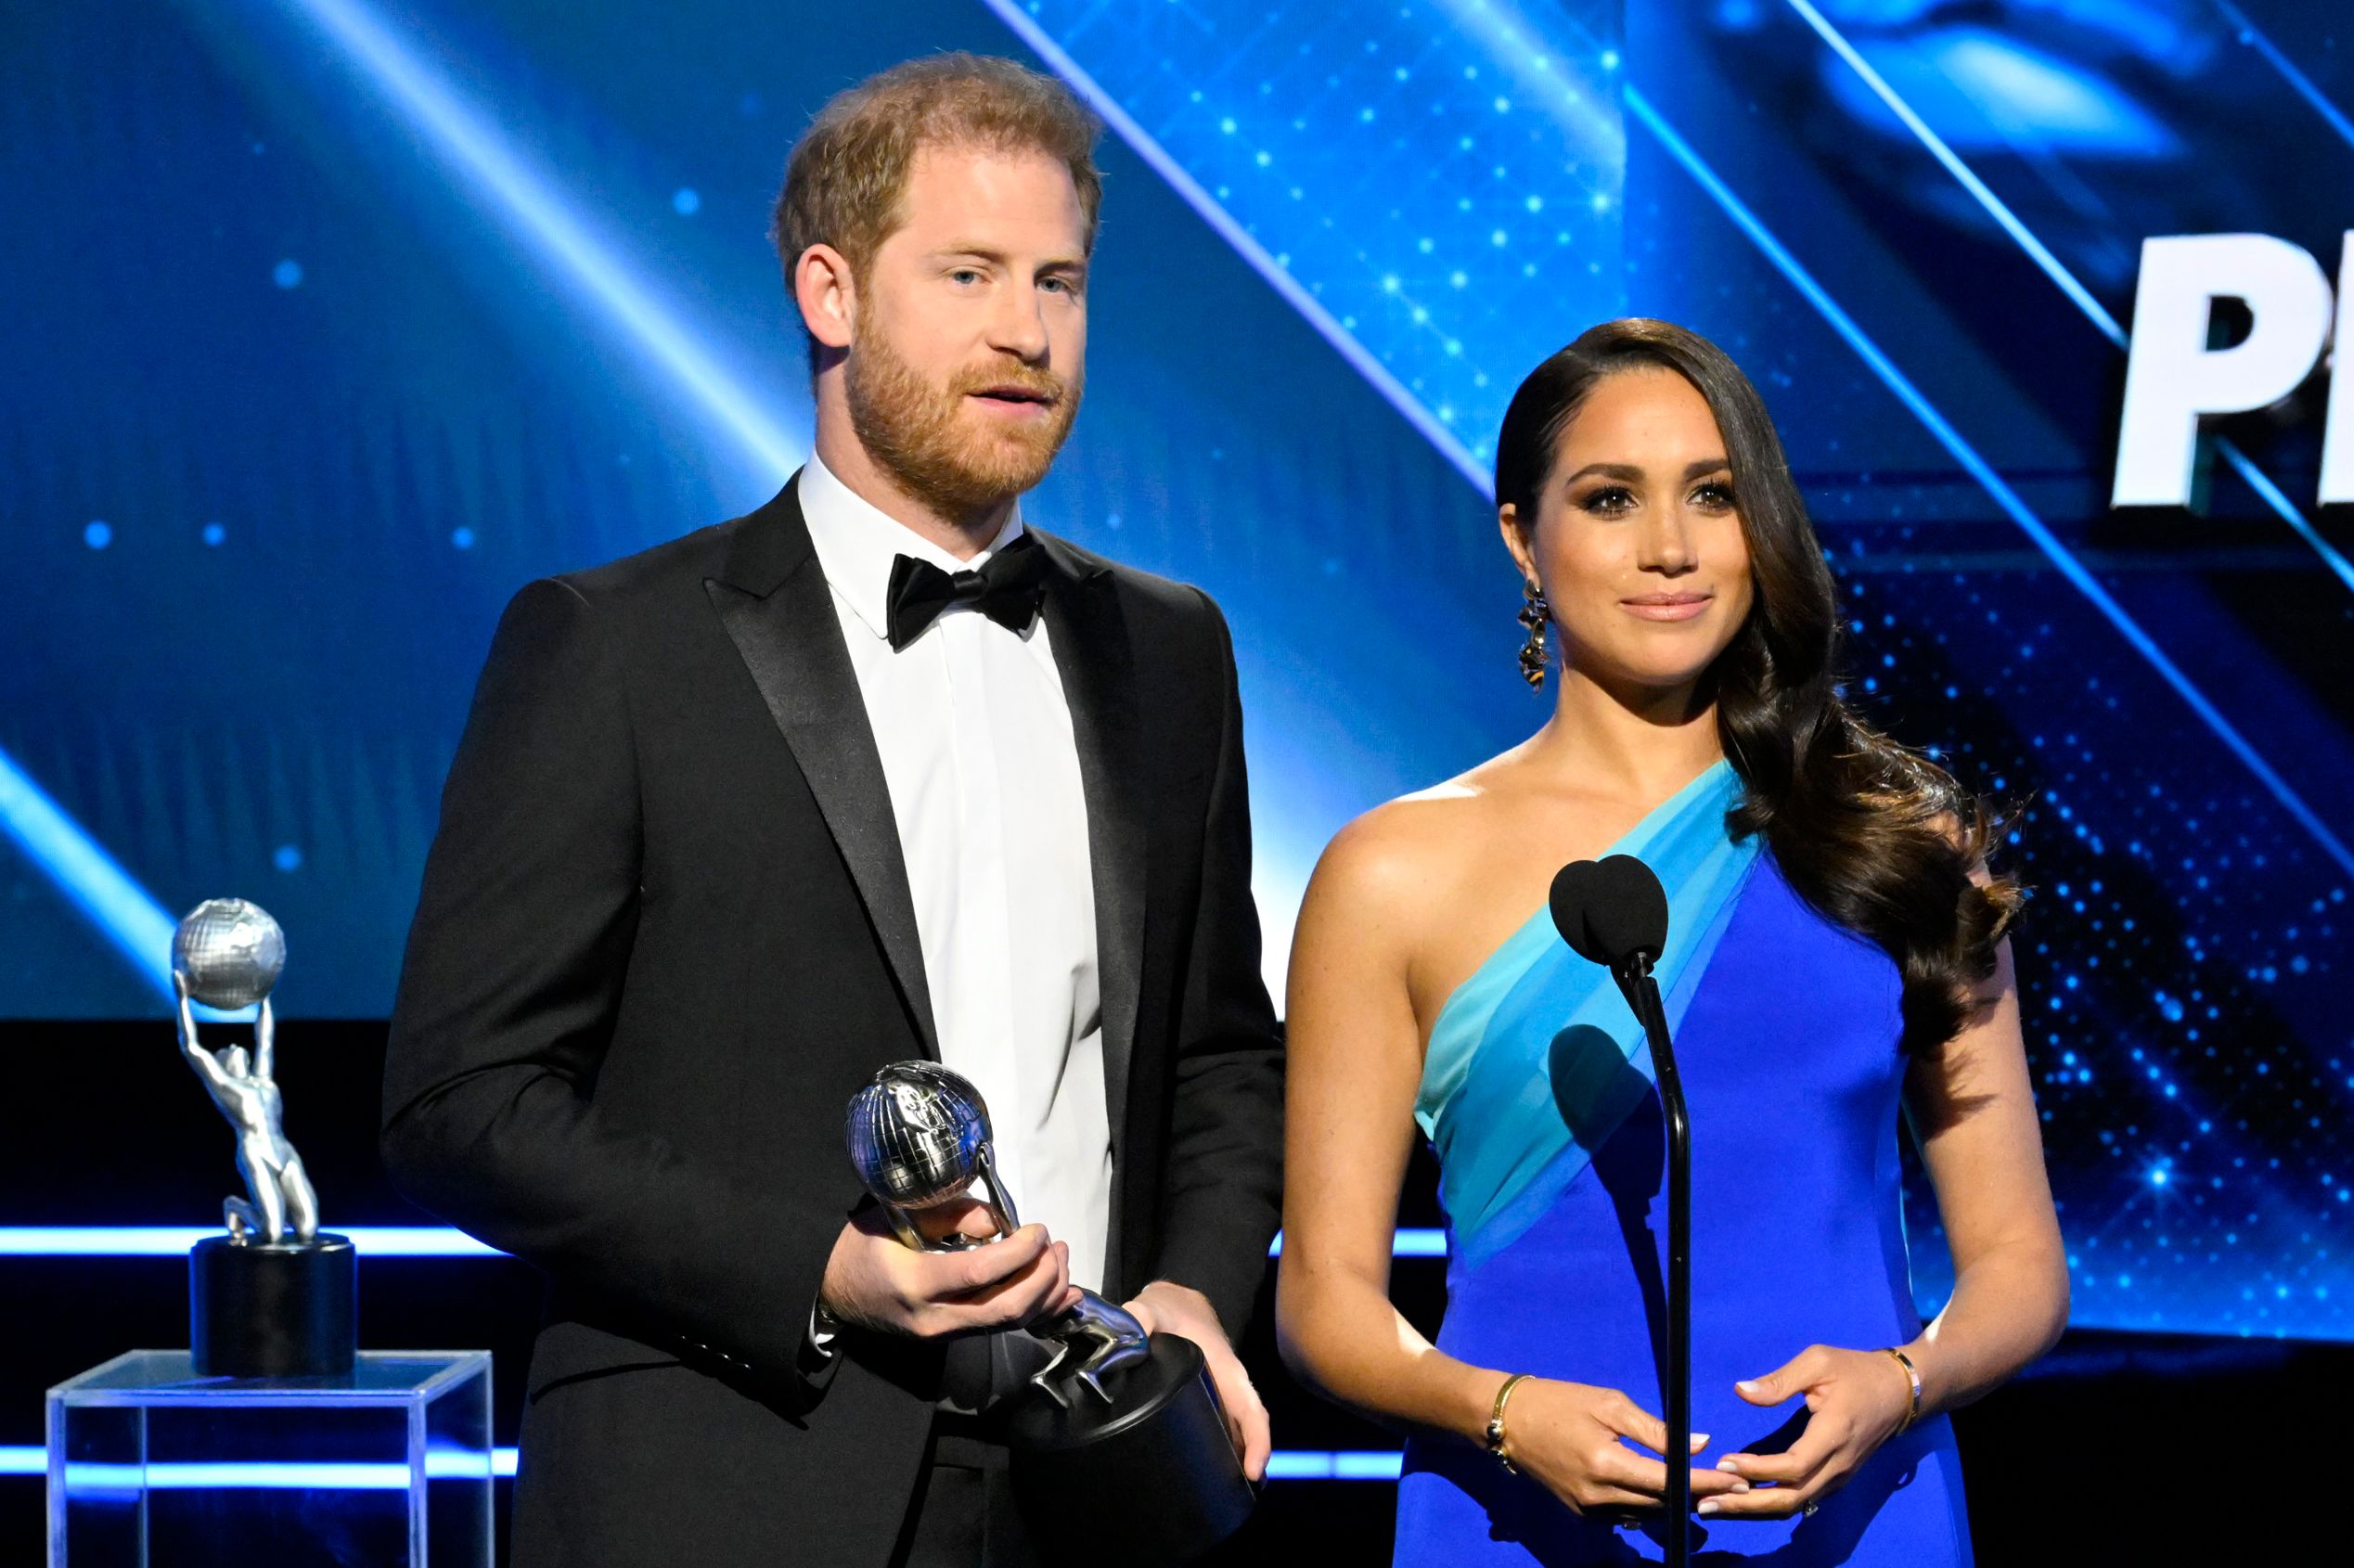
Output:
[172, 898, 319, 1246]
[845, 1061, 1151, 1407]
[846, 1064, 1255, 1562]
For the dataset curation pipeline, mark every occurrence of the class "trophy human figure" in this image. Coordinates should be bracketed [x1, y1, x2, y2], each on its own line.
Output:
[174, 995, 319, 1242]
[171, 897, 354, 1375]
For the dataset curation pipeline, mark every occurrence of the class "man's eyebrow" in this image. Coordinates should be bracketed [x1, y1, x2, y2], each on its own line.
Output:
[931, 243, 1088, 272]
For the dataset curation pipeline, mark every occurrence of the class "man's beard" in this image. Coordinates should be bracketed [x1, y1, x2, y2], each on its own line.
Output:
[843, 311, 1081, 523]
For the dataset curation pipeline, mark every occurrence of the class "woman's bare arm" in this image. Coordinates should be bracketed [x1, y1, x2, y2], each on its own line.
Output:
[1274, 814, 1499, 1441]
[1904, 927, 2071, 1416]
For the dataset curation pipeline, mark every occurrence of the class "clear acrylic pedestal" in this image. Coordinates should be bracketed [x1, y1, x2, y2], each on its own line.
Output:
[46, 1350, 493, 1567]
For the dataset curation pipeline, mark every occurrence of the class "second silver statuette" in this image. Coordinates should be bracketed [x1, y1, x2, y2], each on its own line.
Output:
[843, 1061, 1256, 1564]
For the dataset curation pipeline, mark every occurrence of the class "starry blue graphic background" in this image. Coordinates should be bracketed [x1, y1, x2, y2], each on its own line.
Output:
[1, 0, 2348, 1341]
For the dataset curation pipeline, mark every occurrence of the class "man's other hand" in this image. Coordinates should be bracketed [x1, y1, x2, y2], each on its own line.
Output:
[819, 1200, 1079, 1338]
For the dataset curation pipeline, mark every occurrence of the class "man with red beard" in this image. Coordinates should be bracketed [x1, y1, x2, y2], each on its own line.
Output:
[381, 54, 1282, 1568]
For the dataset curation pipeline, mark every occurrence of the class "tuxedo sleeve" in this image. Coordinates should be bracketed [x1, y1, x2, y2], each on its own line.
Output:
[1148, 590, 1286, 1338]
[380, 578, 841, 1400]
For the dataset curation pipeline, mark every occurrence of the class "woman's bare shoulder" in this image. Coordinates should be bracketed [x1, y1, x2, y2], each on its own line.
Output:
[1309, 759, 1522, 914]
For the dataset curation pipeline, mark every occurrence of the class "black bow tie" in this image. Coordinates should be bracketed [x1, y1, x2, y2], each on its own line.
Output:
[883, 533, 1051, 651]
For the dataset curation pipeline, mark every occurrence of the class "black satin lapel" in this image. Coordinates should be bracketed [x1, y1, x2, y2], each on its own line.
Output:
[1043, 572, 1148, 1139]
[706, 560, 939, 1059]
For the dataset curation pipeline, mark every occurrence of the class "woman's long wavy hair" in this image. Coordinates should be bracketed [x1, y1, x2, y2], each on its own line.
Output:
[1495, 318, 2024, 1054]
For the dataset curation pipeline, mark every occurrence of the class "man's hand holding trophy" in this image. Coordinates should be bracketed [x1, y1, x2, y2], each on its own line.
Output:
[835, 1062, 1257, 1565]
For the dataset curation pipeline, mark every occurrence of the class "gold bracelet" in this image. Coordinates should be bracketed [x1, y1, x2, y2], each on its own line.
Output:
[1484, 1372, 1532, 1473]
[1879, 1347, 1923, 1432]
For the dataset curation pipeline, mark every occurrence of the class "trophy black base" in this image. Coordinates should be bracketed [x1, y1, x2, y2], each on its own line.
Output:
[1004, 1333, 1256, 1566]
[189, 1232, 356, 1379]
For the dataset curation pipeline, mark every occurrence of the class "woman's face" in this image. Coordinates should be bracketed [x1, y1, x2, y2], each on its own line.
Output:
[1503, 366, 1755, 697]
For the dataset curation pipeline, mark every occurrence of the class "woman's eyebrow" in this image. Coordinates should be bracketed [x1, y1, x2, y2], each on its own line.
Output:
[1562, 456, 1731, 483]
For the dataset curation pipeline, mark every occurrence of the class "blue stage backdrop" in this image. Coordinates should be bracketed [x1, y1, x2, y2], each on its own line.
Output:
[2, 0, 2348, 1341]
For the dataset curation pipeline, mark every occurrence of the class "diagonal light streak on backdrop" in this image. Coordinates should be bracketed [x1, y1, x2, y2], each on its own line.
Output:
[2210, 0, 2354, 153]
[6, 0, 813, 1009]
[973, 0, 1491, 494]
[1627, 84, 2354, 881]
[0, 751, 179, 1004]
[276, 0, 804, 482]
[1783, 0, 2354, 596]
[1431, 0, 1624, 169]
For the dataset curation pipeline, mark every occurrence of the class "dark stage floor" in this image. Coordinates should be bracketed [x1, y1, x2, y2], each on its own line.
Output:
[6, 1021, 2340, 1563]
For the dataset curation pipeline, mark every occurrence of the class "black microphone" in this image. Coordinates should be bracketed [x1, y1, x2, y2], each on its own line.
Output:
[1549, 853, 1692, 1565]
[1550, 854, 1672, 1031]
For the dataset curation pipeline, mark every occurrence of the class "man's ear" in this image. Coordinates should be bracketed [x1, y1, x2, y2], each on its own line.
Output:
[793, 243, 856, 353]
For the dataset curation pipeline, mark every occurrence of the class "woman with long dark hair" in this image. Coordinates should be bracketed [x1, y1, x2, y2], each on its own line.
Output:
[1276, 320, 2066, 1564]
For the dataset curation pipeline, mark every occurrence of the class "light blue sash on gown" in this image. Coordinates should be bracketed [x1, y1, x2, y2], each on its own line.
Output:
[1416, 760, 1761, 1268]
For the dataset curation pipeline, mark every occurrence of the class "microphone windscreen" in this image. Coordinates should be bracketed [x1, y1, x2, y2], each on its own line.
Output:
[1549, 855, 1671, 968]
[1588, 855, 1670, 964]
[1548, 860, 1612, 965]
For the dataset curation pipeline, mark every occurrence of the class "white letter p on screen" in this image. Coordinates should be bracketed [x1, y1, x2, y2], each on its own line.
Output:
[2112, 234, 2333, 509]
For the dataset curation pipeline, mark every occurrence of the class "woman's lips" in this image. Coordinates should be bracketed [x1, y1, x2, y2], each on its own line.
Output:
[1620, 592, 1713, 623]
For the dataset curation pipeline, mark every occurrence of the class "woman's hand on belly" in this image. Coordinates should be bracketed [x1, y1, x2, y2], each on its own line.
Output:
[1699, 1343, 1914, 1519]
[1510, 1380, 1750, 1519]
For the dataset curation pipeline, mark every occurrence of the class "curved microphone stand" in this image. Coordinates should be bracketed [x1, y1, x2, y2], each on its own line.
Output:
[1551, 855, 1691, 1568]
[1614, 951, 1691, 1566]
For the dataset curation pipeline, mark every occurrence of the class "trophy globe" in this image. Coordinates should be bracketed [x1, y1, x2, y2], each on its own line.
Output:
[844, 1061, 1020, 1250]
[173, 898, 288, 1009]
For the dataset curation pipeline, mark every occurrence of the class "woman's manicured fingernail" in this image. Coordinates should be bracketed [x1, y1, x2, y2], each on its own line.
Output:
[1729, 1481, 1751, 1494]
[1692, 1433, 1711, 1447]
[1716, 1459, 1742, 1473]
[1697, 1501, 1720, 1516]
[1736, 1380, 1760, 1394]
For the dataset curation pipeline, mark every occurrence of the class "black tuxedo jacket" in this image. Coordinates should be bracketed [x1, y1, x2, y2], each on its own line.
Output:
[381, 478, 1284, 1567]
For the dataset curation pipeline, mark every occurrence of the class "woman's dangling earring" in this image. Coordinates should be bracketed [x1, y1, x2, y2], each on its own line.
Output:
[1517, 581, 1550, 689]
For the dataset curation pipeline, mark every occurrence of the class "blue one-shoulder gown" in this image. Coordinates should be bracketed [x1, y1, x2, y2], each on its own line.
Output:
[1396, 762, 1969, 1565]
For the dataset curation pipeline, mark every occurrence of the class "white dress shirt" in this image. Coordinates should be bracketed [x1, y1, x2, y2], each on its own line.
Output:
[799, 454, 1113, 1293]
